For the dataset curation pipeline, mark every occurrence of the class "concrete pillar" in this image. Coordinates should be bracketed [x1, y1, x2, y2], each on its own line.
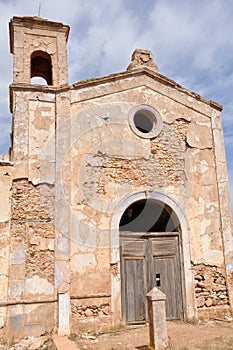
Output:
[147, 287, 168, 350]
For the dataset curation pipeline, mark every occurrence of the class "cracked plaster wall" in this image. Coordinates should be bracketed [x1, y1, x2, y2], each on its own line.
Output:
[6, 179, 55, 341]
[68, 85, 232, 327]
[0, 44, 232, 339]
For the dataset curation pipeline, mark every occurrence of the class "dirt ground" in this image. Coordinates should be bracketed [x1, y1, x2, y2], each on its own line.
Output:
[72, 320, 233, 350]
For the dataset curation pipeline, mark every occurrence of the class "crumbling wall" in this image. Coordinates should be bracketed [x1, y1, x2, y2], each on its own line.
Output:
[71, 297, 111, 332]
[193, 264, 229, 308]
[0, 165, 12, 341]
[82, 119, 188, 204]
[69, 90, 230, 327]
[7, 179, 55, 341]
[69, 100, 190, 330]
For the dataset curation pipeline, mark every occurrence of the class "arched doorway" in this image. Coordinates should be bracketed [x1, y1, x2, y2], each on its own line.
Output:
[119, 199, 184, 323]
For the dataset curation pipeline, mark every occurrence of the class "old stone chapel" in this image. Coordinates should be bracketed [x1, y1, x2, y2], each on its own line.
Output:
[0, 16, 233, 342]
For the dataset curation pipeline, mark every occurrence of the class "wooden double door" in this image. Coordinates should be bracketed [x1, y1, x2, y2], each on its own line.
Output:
[120, 233, 183, 323]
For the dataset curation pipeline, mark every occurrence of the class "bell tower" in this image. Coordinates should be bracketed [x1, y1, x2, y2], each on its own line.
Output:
[9, 16, 69, 86]
[9, 16, 70, 177]
[7, 17, 72, 339]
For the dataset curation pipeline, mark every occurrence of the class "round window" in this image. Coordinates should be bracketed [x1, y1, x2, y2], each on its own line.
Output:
[129, 105, 163, 139]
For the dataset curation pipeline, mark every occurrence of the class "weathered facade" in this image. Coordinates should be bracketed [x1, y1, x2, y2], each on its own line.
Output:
[0, 16, 233, 343]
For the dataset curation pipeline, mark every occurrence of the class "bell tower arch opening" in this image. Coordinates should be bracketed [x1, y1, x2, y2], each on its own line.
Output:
[30, 50, 53, 85]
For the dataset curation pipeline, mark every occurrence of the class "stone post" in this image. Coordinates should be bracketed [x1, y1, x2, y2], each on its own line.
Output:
[147, 287, 168, 350]
[58, 292, 70, 336]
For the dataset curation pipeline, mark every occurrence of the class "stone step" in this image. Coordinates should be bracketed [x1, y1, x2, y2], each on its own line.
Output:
[52, 335, 80, 350]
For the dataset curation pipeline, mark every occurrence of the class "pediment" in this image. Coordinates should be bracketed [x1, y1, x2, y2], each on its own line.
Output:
[71, 67, 221, 117]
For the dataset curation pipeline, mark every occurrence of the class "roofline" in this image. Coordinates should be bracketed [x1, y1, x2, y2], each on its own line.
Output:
[72, 67, 222, 111]
[9, 68, 222, 113]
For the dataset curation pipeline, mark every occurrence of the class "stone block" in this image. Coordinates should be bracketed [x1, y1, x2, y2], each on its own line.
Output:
[187, 123, 212, 149]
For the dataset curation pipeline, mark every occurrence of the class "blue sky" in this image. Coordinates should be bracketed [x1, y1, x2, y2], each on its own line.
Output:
[0, 0, 233, 209]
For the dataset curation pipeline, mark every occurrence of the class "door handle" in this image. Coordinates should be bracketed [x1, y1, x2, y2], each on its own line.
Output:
[155, 273, 161, 287]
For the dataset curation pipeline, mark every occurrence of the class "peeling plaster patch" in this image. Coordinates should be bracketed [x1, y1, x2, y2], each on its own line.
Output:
[55, 263, 70, 289]
[72, 253, 97, 275]
[25, 276, 53, 295]
[193, 264, 229, 308]
[199, 197, 205, 216]
[201, 235, 223, 266]
[187, 123, 212, 149]
[200, 219, 211, 235]
[9, 281, 24, 298]
[227, 264, 233, 277]
[11, 244, 26, 264]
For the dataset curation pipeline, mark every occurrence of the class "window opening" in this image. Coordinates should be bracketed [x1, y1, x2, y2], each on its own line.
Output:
[129, 105, 163, 139]
[134, 111, 154, 133]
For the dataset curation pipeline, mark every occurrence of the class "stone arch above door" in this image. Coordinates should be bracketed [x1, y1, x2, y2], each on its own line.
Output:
[110, 191, 197, 324]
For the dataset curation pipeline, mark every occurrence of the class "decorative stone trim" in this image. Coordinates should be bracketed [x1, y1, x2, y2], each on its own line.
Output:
[129, 104, 163, 139]
[127, 48, 158, 73]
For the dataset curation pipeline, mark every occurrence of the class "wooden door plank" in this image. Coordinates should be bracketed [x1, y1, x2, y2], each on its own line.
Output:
[150, 235, 183, 320]
[124, 258, 146, 323]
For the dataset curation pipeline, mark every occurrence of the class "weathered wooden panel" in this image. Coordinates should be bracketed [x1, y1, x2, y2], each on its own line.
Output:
[153, 257, 176, 318]
[124, 258, 146, 323]
[151, 236, 183, 319]
[151, 238, 176, 256]
[120, 233, 183, 323]
[121, 239, 146, 257]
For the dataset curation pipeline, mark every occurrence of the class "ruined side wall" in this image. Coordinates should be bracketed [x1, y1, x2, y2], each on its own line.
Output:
[0, 164, 12, 341]
[4, 88, 57, 342]
[193, 263, 230, 319]
[6, 179, 55, 341]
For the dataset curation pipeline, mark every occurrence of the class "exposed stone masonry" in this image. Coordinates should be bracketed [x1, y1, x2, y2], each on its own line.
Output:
[71, 301, 110, 319]
[10, 179, 55, 290]
[96, 158, 148, 197]
[150, 119, 188, 187]
[193, 264, 229, 308]
[11, 179, 54, 222]
[84, 119, 189, 203]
